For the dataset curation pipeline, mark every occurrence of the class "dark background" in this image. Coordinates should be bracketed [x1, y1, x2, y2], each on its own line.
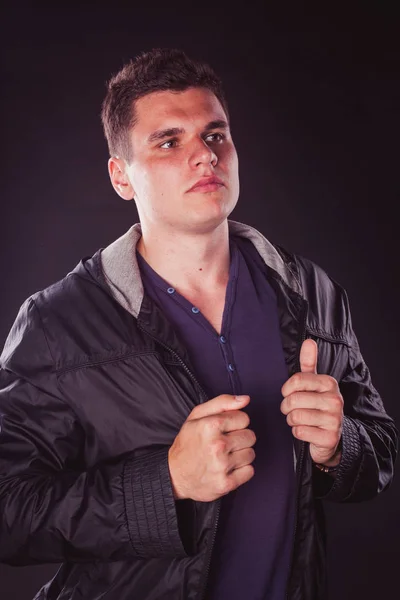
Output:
[1, 3, 399, 599]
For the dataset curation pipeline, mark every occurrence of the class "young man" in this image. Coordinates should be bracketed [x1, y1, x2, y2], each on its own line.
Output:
[0, 48, 397, 600]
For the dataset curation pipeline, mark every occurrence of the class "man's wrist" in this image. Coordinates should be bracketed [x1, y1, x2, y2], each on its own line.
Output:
[320, 450, 342, 468]
[168, 448, 187, 500]
[313, 439, 342, 472]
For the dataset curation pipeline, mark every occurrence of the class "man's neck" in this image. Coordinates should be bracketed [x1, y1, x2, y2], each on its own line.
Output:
[136, 221, 231, 297]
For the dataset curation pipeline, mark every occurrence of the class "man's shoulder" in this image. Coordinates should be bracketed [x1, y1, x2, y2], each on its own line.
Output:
[284, 249, 350, 341]
[259, 239, 350, 341]
[4, 250, 110, 352]
[1, 249, 135, 372]
[30, 249, 107, 314]
[269, 241, 341, 295]
[230, 221, 351, 338]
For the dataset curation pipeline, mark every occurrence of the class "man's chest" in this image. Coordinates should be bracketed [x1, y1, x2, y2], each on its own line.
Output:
[185, 293, 226, 335]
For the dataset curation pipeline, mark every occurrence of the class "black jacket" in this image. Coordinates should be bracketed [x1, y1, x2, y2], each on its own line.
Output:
[0, 221, 397, 600]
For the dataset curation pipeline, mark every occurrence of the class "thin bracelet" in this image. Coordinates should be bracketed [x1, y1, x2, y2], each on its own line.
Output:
[313, 462, 339, 473]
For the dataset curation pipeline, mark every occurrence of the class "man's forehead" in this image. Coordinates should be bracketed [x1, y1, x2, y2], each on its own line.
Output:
[133, 88, 226, 132]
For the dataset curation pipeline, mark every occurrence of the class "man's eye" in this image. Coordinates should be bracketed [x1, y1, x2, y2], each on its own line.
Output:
[160, 139, 178, 149]
[205, 132, 225, 143]
[159, 133, 225, 150]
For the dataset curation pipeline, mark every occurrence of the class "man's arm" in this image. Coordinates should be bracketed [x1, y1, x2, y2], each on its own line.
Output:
[0, 297, 188, 565]
[280, 250, 397, 502]
[313, 286, 397, 502]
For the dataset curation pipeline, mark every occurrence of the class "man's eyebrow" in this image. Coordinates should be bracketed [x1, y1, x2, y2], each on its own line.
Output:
[203, 119, 229, 133]
[146, 119, 229, 145]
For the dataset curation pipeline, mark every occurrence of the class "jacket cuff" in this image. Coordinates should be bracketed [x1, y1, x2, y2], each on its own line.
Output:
[314, 415, 363, 501]
[123, 447, 189, 558]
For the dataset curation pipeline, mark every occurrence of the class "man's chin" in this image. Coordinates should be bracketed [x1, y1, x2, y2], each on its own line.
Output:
[177, 211, 231, 235]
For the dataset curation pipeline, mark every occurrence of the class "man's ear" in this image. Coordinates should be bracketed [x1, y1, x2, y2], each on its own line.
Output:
[108, 157, 135, 200]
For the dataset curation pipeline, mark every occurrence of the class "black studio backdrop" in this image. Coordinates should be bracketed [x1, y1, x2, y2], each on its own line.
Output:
[0, 4, 399, 599]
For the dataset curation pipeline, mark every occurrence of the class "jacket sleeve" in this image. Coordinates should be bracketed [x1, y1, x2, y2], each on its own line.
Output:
[0, 297, 188, 565]
[314, 286, 398, 502]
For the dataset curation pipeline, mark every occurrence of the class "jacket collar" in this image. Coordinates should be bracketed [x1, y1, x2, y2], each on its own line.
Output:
[100, 220, 301, 318]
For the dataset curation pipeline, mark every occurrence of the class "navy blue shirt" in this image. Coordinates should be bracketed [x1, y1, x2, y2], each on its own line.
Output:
[137, 236, 296, 600]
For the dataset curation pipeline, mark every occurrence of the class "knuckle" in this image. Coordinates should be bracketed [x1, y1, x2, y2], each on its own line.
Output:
[292, 373, 303, 388]
[234, 410, 249, 428]
[249, 429, 257, 445]
[215, 414, 226, 428]
[288, 392, 300, 410]
[207, 415, 224, 433]
[332, 413, 342, 429]
[292, 408, 303, 424]
[217, 475, 231, 496]
[332, 394, 344, 410]
[326, 394, 343, 414]
[246, 465, 255, 480]
[242, 412, 251, 428]
[326, 375, 339, 389]
[211, 437, 227, 455]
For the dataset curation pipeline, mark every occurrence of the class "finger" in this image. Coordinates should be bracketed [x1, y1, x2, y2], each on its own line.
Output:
[226, 464, 255, 493]
[286, 407, 341, 430]
[280, 390, 343, 414]
[217, 409, 250, 433]
[300, 339, 318, 374]
[187, 394, 250, 421]
[281, 372, 338, 397]
[225, 428, 257, 452]
[291, 425, 340, 448]
[228, 447, 256, 472]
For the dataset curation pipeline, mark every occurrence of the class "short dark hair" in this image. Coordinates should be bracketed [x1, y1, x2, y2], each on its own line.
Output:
[101, 48, 230, 163]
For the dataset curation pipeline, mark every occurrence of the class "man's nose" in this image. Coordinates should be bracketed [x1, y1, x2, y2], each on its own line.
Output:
[190, 138, 218, 167]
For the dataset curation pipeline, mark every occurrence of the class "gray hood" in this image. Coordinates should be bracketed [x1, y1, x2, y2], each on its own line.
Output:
[100, 219, 300, 318]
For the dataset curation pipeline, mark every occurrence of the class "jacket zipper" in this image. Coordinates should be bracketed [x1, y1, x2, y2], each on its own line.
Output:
[285, 302, 308, 600]
[137, 322, 209, 403]
[136, 322, 220, 599]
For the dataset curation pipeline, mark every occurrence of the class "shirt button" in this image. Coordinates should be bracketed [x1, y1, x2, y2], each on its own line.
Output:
[192, 307, 200, 314]
[228, 363, 235, 372]
[219, 336, 227, 343]
[167, 287, 175, 294]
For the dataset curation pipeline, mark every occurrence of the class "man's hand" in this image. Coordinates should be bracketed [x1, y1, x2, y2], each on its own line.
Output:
[280, 339, 343, 466]
[168, 394, 256, 502]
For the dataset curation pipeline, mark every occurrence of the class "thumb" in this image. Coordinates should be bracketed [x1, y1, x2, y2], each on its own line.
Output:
[186, 394, 250, 421]
[299, 339, 318, 374]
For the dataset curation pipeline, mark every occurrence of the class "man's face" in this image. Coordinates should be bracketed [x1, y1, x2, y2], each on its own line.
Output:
[109, 87, 239, 234]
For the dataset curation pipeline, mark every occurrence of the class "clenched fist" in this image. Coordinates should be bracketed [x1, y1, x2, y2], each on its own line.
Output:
[280, 339, 344, 467]
[168, 394, 256, 502]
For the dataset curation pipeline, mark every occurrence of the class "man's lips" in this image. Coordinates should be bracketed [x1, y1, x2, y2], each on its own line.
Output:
[187, 176, 224, 192]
